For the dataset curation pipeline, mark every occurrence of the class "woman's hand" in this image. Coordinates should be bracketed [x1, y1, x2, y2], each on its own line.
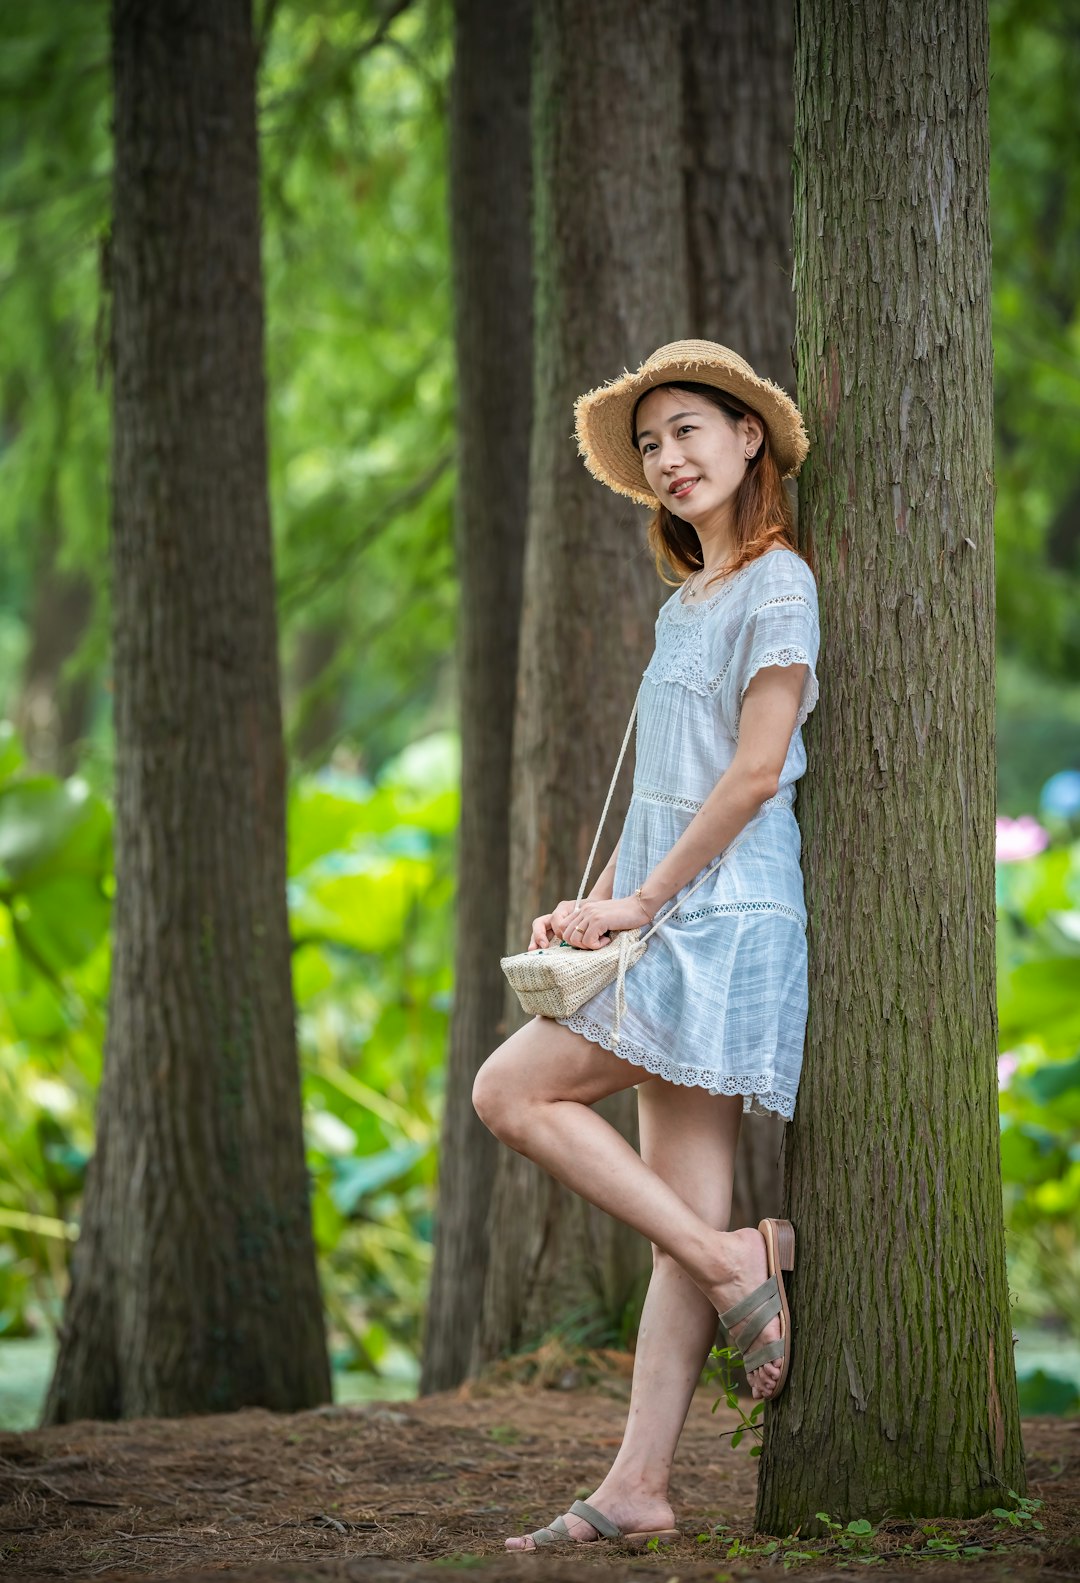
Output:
[527, 894, 650, 952]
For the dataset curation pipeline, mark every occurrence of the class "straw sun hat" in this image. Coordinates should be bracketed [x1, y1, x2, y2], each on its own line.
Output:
[573, 338, 809, 507]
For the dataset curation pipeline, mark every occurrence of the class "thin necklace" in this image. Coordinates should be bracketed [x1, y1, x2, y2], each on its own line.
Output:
[687, 558, 735, 601]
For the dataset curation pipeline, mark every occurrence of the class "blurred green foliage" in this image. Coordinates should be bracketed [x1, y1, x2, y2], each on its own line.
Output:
[997, 809, 1080, 1413]
[0, 718, 457, 1382]
[990, 0, 1080, 678]
[0, 0, 456, 780]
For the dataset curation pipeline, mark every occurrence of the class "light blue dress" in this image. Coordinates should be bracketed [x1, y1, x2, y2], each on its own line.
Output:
[554, 547, 820, 1121]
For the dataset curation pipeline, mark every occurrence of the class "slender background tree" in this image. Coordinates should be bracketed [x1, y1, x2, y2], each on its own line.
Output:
[45, 0, 330, 1421]
[421, 0, 534, 1394]
[757, 0, 1026, 1528]
[473, 0, 690, 1367]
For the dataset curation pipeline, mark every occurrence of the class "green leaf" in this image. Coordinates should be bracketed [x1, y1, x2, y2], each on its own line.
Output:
[999, 958, 1080, 1041]
[0, 777, 111, 890]
[289, 856, 422, 954]
[14, 874, 111, 971]
[329, 1143, 428, 1216]
[1024, 1050, 1080, 1103]
[288, 778, 378, 873]
[0, 724, 24, 786]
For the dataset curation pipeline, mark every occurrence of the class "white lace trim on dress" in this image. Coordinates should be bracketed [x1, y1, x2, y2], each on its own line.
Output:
[634, 785, 796, 816]
[736, 646, 819, 736]
[746, 593, 815, 616]
[635, 785, 704, 812]
[667, 898, 804, 926]
[557, 1009, 796, 1121]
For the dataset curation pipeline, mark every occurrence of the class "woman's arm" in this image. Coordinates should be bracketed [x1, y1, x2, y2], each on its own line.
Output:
[635, 664, 807, 919]
[587, 836, 622, 902]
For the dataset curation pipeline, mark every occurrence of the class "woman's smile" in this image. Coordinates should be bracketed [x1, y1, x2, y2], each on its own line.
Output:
[668, 476, 699, 499]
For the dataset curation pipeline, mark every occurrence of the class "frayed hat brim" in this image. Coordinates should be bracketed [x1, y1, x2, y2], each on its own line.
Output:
[574, 339, 809, 505]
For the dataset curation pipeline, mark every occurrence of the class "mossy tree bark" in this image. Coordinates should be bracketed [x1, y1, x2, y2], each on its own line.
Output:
[472, 0, 689, 1367]
[420, 0, 534, 1395]
[756, 0, 1025, 1529]
[681, 0, 798, 1235]
[44, 0, 330, 1422]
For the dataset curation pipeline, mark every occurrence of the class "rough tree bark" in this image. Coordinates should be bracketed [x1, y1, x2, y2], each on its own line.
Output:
[420, 0, 534, 1394]
[472, 0, 690, 1367]
[45, 0, 330, 1422]
[681, 0, 798, 1234]
[756, 0, 1025, 1528]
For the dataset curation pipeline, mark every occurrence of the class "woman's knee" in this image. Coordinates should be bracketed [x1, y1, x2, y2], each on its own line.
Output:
[472, 1052, 526, 1146]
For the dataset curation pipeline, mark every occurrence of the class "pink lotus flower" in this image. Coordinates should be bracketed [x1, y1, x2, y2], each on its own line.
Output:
[995, 815, 1050, 863]
[997, 1051, 1019, 1089]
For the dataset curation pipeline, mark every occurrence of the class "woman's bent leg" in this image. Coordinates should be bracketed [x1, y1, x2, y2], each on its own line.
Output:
[473, 1017, 784, 1401]
[503, 1076, 745, 1549]
[472, 1018, 724, 1269]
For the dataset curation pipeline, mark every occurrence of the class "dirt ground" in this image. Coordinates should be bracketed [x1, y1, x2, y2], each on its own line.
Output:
[0, 1352, 1077, 1583]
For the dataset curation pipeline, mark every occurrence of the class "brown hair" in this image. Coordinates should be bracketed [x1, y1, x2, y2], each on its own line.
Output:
[631, 381, 815, 595]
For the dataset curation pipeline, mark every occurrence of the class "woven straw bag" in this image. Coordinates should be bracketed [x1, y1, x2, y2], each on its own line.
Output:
[501, 684, 748, 1045]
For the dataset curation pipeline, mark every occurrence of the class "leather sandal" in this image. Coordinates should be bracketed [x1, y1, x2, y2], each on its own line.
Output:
[511, 1498, 679, 1551]
[717, 1216, 795, 1398]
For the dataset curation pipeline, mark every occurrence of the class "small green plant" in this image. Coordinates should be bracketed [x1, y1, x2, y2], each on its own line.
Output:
[693, 1499, 1049, 1572]
[705, 1343, 764, 1455]
[814, 1510, 879, 1558]
[991, 1490, 1044, 1529]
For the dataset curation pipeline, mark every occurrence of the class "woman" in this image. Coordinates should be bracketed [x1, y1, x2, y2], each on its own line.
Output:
[472, 339, 820, 1552]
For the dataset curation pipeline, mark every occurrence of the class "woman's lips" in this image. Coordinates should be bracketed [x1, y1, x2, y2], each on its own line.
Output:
[669, 478, 698, 499]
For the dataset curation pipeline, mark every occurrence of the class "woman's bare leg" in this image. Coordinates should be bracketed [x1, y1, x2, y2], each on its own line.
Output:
[502, 1075, 745, 1549]
[472, 1018, 785, 1401]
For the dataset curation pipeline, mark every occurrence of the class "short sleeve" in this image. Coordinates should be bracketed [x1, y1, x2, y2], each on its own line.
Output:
[729, 557, 820, 736]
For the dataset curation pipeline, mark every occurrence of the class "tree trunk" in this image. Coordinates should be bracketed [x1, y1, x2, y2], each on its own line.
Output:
[472, 0, 689, 1368]
[45, 0, 330, 1423]
[756, 0, 1025, 1528]
[681, 0, 797, 1234]
[682, 0, 796, 382]
[421, 0, 535, 1392]
[420, 0, 534, 1395]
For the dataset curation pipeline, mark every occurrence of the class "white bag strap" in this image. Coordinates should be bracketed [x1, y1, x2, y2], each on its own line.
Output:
[574, 685, 749, 946]
[574, 689, 641, 905]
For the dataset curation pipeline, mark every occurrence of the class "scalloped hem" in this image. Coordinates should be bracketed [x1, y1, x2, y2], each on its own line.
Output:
[554, 1009, 796, 1121]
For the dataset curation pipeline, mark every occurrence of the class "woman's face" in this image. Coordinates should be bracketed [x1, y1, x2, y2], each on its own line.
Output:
[633, 385, 764, 526]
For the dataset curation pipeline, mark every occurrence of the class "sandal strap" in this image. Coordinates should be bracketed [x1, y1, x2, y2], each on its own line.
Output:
[719, 1273, 779, 1332]
[529, 1516, 570, 1546]
[743, 1335, 786, 1371]
[569, 1499, 622, 1539]
[728, 1287, 782, 1344]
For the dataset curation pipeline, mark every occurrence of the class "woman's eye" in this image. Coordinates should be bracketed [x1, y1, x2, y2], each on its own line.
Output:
[676, 424, 693, 436]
